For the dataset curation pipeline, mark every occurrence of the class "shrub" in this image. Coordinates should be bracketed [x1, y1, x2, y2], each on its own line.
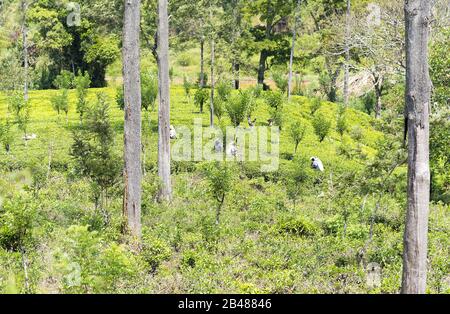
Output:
[213, 97, 225, 121]
[272, 70, 288, 94]
[141, 71, 158, 111]
[310, 97, 322, 115]
[217, 80, 232, 101]
[0, 194, 36, 251]
[336, 114, 347, 138]
[51, 89, 69, 118]
[115, 86, 124, 110]
[226, 92, 249, 127]
[265, 91, 285, 129]
[74, 71, 91, 122]
[312, 114, 331, 142]
[265, 91, 284, 111]
[141, 232, 171, 272]
[8, 92, 31, 136]
[284, 158, 312, 207]
[203, 162, 233, 224]
[277, 216, 317, 237]
[53, 70, 74, 89]
[0, 120, 13, 153]
[194, 88, 209, 113]
[183, 75, 191, 99]
[350, 126, 363, 142]
[363, 91, 376, 115]
[55, 225, 143, 293]
[289, 121, 306, 153]
[177, 52, 192, 67]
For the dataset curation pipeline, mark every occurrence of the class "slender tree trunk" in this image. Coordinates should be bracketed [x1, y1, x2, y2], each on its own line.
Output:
[122, 0, 142, 239]
[21, 0, 28, 102]
[288, 0, 302, 101]
[375, 84, 383, 119]
[232, 1, 241, 90]
[401, 0, 431, 294]
[234, 62, 240, 89]
[343, 0, 351, 106]
[157, 0, 172, 202]
[200, 38, 205, 88]
[257, 50, 268, 89]
[210, 37, 215, 127]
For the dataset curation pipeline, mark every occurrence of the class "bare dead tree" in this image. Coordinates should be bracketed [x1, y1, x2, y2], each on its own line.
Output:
[157, 0, 172, 202]
[287, 0, 302, 101]
[401, 0, 432, 294]
[122, 0, 142, 239]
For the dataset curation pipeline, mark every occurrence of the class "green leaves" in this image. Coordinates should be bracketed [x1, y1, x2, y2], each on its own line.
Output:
[312, 113, 331, 142]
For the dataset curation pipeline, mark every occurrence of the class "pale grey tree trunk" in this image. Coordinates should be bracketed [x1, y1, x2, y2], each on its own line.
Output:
[210, 9, 215, 127]
[401, 0, 431, 294]
[288, 0, 302, 101]
[122, 0, 142, 239]
[343, 0, 351, 106]
[21, 0, 28, 102]
[157, 0, 172, 201]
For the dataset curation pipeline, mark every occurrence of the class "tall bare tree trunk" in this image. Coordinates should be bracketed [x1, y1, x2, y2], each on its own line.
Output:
[233, 62, 240, 90]
[257, 50, 268, 89]
[401, 0, 431, 294]
[288, 0, 302, 101]
[21, 0, 28, 102]
[200, 38, 205, 88]
[157, 0, 172, 202]
[343, 0, 351, 106]
[210, 38, 215, 127]
[122, 0, 142, 239]
[232, 1, 241, 90]
[210, 6, 215, 128]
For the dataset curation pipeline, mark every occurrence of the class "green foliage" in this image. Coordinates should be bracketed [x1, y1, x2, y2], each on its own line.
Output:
[141, 72, 158, 111]
[225, 92, 249, 127]
[216, 80, 232, 101]
[0, 194, 36, 251]
[51, 89, 69, 117]
[272, 70, 288, 94]
[115, 86, 124, 111]
[141, 231, 171, 273]
[203, 162, 233, 224]
[336, 112, 347, 138]
[70, 93, 121, 207]
[213, 97, 225, 122]
[53, 70, 74, 90]
[277, 216, 317, 237]
[312, 114, 331, 142]
[116, 72, 158, 112]
[289, 121, 306, 153]
[310, 97, 322, 115]
[55, 225, 143, 293]
[197, 72, 208, 86]
[350, 126, 364, 143]
[265, 91, 284, 111]
[363, 91, 376, 116]
[177, 52, 193, 67]
[194, 88, 209, 113]
[265, 91, 285, 129]
[74, 71, 91, 122]
[430, 111, 450, 203]
[183, 75, 191, 99]
[0, 119, 13, 152]
[283, 157, 313, 206]
[7, 92, 31, 136]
